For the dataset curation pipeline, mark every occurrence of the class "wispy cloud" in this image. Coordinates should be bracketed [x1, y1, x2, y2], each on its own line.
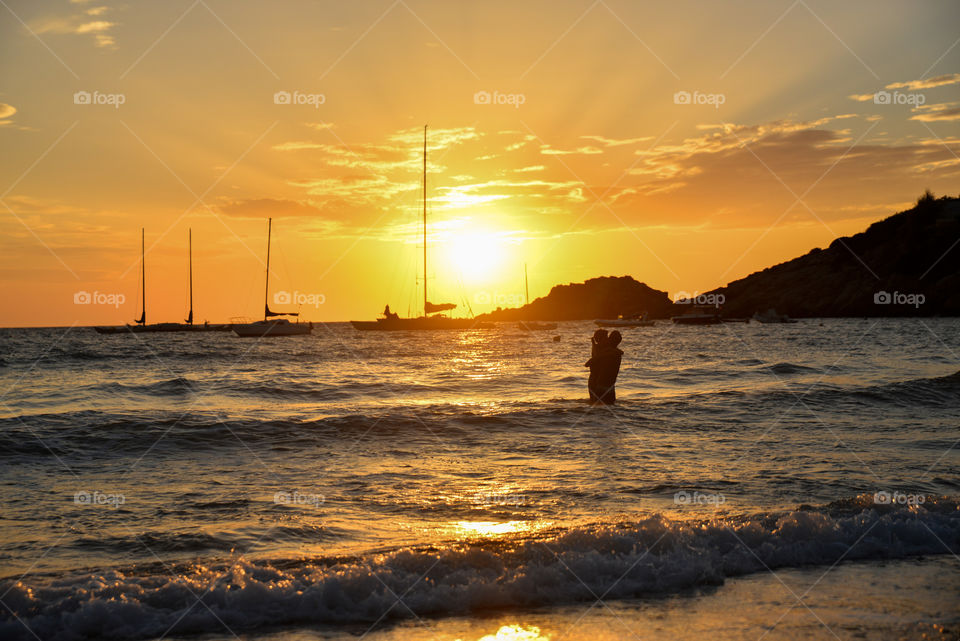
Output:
[580, 134, 652, 147]
[849, 73, 960, 102]
[217, 197, 326, 219]
[0, 103, 16, 127]
[32, 4, 118, 49]
[887, 73, 960, 90]
[606, 116, 960, 225]
[540, 145, 603, 156]
[910, 102, 960, 122]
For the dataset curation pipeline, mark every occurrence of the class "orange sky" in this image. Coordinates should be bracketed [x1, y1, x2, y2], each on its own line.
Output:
[1, 0, 958, 326]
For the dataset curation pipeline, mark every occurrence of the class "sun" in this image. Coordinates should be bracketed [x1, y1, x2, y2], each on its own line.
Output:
[446, 229, 506, 282]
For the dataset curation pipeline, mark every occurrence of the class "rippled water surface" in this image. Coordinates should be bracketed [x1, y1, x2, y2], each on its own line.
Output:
[1, 319, 958, 640]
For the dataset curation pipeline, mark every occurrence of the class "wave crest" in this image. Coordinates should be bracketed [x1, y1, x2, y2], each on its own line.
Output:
[2, 498, 957, 641]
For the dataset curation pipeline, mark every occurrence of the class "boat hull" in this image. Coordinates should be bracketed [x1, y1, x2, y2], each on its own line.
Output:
[232, 320, 313, 337]
[518, 321, 558, 331]
[351, 317, 493, 331]
[94, 323, 231, 334]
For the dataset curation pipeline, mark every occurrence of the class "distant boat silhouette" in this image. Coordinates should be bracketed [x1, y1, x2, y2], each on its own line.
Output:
[517, 263, 557, 330]
[232, 218, 312, 337]
[752, 308, 798, 324]
[594, 313, 655, 328]
[671, 305, 721, 325]
[517, 321, 558, 330]
[351, 125, 492, 331]
[94, 228, 230, 334]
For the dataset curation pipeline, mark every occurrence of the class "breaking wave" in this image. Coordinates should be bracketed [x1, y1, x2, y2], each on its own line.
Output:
[2, 496, 957, 641]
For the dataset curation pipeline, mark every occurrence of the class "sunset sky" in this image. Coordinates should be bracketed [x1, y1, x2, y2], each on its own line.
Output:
[1, 0, 958, 326]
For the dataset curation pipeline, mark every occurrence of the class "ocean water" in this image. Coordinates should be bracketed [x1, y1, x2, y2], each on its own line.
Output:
[0, 318, 958, 640]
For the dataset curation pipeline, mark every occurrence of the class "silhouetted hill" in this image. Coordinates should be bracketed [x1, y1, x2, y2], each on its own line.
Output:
[708, 194, 960, 317]
[475, 276, 673, 321]
[477, 194, 959, 321]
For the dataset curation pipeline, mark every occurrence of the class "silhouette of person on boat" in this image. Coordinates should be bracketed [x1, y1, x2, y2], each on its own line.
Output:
[586, 329, 623, 404]
[382, 304, 399, 320]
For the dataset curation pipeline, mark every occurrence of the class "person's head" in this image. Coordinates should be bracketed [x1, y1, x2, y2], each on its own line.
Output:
[593, 328, 608, 343]
[609, 330, 622, 346]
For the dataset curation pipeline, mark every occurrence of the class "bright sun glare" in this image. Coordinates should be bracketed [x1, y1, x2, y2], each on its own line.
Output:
[446, 230, 506, 282]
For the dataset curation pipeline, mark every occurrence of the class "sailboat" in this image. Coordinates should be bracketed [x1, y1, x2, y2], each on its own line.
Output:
[177, 229, 229, 331]
[232, 218, 313, 337]
[94, 228, 230, 334]
[350, 126, 492, 331]
[94, 228, 149, 334]
[517, 263, 557, 331]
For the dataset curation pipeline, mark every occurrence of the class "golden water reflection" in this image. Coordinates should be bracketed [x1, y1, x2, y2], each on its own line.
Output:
[475, 624, 550, 640]
[453, 520, 533, 537]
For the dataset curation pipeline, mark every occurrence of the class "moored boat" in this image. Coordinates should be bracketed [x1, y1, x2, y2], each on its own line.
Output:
[93, 228, 230, 334]
[518, 321, 558, 331]
[232, 318, 312, 337]
[752, 308, 798, 323]
[352, 316, 491, 331]
[350, 126, 491, 332]
[594, 313, 655, 328]
[231, 218, 312, 337]
[672, 306, 721, 325]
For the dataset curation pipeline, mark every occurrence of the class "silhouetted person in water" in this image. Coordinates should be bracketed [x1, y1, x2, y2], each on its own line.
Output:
[586, 329, 623, 404]
[586, 328, 608, 403]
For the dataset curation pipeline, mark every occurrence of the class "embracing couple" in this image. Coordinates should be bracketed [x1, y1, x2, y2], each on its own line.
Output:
[585, 329, 623, 404]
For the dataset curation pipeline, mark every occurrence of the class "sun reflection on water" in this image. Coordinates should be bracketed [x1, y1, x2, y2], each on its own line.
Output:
[453, 520, 532, 537]
[476, 624, 550, 640]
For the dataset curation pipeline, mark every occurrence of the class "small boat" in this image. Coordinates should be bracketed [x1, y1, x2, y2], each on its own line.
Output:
[232, 317, 312, 337]
[595, 313, 655, 328]
[752, 308, 798, 324]
[94, 228, 231, 334]
[513, 265, 557, 331]
[352, 316, 492, 331]
[518, 321, 558, 331]
[672, 306, 721, 325]
[231, 219, 312, 337]
[350, 126, 491, 332]
[95, 322, 231, 334]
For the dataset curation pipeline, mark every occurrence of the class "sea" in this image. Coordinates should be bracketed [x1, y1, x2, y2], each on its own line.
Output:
[0, 318, 958, 641]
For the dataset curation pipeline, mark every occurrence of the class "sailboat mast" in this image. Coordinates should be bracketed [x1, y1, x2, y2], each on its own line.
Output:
[525, 263, 529, 305]
[140, 228, 146, 325]
[422, 124, 428, 318]
[187, 228, 193, 324]
[264, 218, 272, 322]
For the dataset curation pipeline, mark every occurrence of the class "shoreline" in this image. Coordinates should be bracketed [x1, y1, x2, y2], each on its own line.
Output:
[171, 555, 960, 641]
